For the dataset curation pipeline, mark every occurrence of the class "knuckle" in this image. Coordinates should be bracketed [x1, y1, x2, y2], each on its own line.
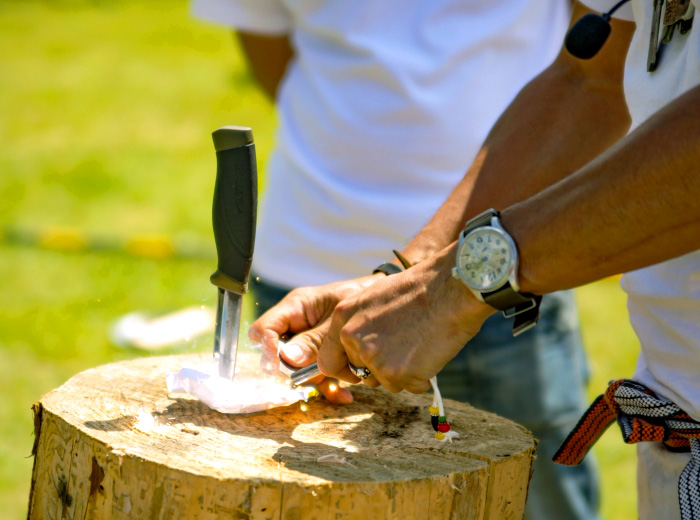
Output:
[375, 362, 401, 384]
[358, 340, 378, 363]
[333, 299, 354, 319]
[338, 325, 357, 346]
[248, 324, 261, 339]
[286, 288, 307, 304]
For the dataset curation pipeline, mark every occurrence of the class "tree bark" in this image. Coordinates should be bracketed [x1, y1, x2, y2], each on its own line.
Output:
[28, 353, 535, 519]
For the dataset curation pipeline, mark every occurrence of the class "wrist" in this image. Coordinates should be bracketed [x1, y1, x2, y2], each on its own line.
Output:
[499, 208, 539, 294]
[433, 244, 497, 325]
[372, 249, 413, 277]
[372, 262, 404, 276]
[451, 209, 542, 335]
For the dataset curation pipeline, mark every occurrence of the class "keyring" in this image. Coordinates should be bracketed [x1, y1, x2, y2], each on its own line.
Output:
[348, 363, 371, 380]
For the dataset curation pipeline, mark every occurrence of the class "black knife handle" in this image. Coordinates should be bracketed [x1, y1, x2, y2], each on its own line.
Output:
[210, 126, 258, 295]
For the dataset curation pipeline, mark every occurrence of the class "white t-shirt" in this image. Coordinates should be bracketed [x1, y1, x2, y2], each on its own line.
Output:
[193, 0, 570, 286]
[583, 0, 700, 419]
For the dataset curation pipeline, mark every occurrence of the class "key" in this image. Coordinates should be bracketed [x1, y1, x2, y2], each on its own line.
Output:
[648, 0, 665, 72]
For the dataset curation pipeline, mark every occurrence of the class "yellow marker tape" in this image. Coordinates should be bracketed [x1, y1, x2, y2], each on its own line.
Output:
[39, 228, 88, 252]
[125, 235, 176, 259]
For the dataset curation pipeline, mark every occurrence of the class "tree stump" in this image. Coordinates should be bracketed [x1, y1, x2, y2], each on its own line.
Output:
[28, 354, 535, 520]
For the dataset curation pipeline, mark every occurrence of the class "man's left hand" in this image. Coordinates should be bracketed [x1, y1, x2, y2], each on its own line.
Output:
[317, 244, 495, 394]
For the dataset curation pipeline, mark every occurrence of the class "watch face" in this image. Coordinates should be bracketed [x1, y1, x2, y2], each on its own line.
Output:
[457, 227, 513, 291]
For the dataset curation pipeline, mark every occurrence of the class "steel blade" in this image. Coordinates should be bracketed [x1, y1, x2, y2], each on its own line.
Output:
[213, 288, 243, 380]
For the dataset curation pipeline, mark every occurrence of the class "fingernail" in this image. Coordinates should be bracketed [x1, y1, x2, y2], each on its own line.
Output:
[282, 342, 306, 364]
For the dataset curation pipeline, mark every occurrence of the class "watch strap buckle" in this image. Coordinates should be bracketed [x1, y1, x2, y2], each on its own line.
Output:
[507, 295, 543, 336]
[501, 297, 537, 319]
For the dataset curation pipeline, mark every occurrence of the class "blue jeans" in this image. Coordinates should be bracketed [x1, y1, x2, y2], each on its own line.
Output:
[251, 276, 600, 520]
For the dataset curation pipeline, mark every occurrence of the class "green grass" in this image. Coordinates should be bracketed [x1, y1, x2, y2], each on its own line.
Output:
[0, 2, 639, 518]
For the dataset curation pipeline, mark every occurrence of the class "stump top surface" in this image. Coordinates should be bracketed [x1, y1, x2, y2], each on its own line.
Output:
[40, 354, 533, 486]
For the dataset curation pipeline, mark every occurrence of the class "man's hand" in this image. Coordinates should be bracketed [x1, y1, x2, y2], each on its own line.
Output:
[249, 275, 381, 404]
[318, 245, 495, 394]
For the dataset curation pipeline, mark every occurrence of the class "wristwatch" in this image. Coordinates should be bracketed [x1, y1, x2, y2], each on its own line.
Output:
[452, 209, 541, 336]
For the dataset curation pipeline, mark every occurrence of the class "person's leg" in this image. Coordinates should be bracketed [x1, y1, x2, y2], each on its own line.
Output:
[249, 274, 293, 319]
[637, 442, 688, 520]
[439, 290, 600, 520]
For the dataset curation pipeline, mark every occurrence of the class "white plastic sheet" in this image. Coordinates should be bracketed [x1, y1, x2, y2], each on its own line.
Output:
[166, 361, 316, 414]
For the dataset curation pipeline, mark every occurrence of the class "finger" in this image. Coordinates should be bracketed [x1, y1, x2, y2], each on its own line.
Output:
[259, 348, 280, 375]
[366, 367, 430, 394]
[280, 340, 317, 368]
[360, 375, 381, 388]
[405, 379, 432, 394]
[317, 378, 354, 405]
[249, 291, 317, 349]
[318, 315, 360, 384]
[358, 366, 404, 393]
[344, 357, 381, 388]
[279, 319, 331, 368]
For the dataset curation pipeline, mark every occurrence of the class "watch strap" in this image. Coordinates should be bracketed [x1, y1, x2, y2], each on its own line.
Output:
[462, 209, 499, 236]
[373, 263, 404, 276]
[373, 250, 414, 277]
[482, 282, 534, 310]
[483, 282, 542, 336]
[512, 295, 542, 336]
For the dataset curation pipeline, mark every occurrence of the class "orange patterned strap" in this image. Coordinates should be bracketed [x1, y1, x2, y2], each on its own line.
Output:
[554, 379, 700, 520]
[553, 379, 700, 466]
[552, 390, 618, 466]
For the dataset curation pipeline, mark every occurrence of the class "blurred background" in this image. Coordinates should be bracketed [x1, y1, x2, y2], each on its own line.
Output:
[0, 0, 640, 518]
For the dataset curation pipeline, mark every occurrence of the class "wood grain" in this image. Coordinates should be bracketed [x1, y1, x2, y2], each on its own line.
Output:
[28, 353, 535, 519]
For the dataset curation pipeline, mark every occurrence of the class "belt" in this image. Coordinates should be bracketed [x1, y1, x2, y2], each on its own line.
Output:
[554, 379, 700, 519]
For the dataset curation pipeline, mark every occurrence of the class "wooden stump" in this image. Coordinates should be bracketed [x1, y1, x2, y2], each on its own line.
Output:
[28, 354, 535, 520]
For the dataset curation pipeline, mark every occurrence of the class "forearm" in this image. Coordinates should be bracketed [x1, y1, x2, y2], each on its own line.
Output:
[400, 5, 634, 265]
[506, 84, 700, 294]
[236, 31, 294, 101]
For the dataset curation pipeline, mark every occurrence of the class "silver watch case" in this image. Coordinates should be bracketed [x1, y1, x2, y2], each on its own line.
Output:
[451, 215, 520, 303]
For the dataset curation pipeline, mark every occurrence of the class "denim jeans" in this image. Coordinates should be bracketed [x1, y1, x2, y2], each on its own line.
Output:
[251, 276, 600, 520]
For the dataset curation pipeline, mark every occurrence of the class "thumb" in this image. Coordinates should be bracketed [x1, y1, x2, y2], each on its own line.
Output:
[280, 322, 329, 368]
[280, 341, 316, 367]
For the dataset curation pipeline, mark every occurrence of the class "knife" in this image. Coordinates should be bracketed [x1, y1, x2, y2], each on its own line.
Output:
[210, 126, 257, 380]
